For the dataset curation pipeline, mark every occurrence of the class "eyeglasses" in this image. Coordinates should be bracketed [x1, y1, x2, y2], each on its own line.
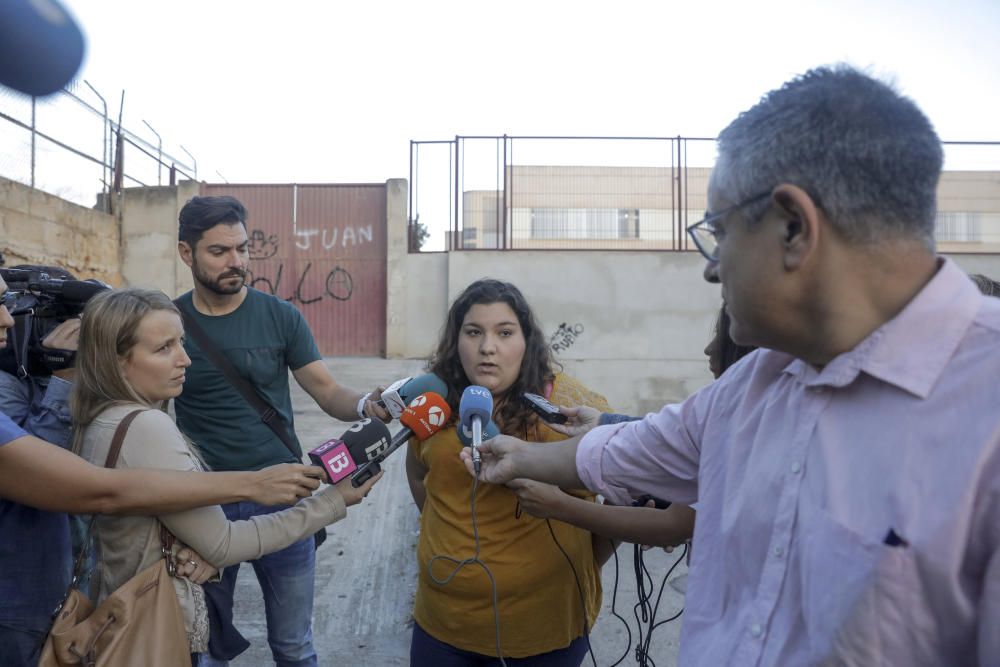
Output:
[686, 190, 772, 262]
[0, 291, 17, 309]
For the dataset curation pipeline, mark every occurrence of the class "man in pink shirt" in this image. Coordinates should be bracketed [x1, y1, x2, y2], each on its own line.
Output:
[463, 66, 1000, 666]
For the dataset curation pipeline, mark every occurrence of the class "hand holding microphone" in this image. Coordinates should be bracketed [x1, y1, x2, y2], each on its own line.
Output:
[542, 405, 602, 437]
[458, 434, 526, 485]
[308, 418, 392, 485]
[459, 386, 493, 475]
[377, 374, 449, 419]
[309, 391, 452, 489]
[335, 470, 382, 506]
[352, 391, 451, 486]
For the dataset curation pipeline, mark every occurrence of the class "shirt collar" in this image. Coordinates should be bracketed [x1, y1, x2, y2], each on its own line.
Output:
[784, 257, 982, 398]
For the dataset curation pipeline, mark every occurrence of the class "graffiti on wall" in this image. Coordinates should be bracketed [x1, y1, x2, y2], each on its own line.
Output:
[246, 263, 354, 305]
[246, 228, 355, 305]
[549, 323, 585, 353]
[248, 229, 280, 259]
[294, 225, 374, 251]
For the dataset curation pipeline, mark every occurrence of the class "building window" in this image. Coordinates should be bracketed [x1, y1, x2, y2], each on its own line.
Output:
[936, 212, 981, 242]
[530, 208, 640, 240]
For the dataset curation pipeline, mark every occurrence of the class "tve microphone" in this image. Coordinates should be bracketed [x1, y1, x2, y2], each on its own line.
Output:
[0, 0, 85, 97]
[457, 417, 500, 447]
[351, 391, 451, 487]
[308, 419, 392, 485]
[459, 386, 493, 474]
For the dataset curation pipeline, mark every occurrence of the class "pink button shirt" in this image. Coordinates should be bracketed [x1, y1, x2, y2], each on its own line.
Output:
[578, 258, 1000, 666]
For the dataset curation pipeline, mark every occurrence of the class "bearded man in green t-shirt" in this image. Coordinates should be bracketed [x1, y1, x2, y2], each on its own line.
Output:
[174, 195, 389, 666]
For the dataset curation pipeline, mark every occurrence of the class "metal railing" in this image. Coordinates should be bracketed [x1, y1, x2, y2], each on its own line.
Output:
[409, 135, 1000, 254]
[0, 82, 197, 211]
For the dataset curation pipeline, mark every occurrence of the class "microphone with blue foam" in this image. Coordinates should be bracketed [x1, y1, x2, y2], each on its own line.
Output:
[457, 416, 500, 447]
[378, 373, 449, 419]
[459, 386, 493, 475]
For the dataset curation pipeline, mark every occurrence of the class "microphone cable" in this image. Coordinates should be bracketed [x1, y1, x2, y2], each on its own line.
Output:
[632, 542, 688, 667]
[606, 538, 634, 667]
[426, 474, 507, 666]
[543, 518, 599, 667]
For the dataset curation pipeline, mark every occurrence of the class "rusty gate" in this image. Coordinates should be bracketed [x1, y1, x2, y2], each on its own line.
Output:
[200, 183, 387, 356]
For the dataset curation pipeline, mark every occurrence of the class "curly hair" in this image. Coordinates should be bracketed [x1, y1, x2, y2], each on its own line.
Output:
[427, 279, 558, 437]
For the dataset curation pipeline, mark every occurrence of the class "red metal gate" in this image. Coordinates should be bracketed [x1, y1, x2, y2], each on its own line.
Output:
[200, 183, 387, 356]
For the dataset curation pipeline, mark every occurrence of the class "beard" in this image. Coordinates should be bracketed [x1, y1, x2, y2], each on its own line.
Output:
[192, 259, 246, 296]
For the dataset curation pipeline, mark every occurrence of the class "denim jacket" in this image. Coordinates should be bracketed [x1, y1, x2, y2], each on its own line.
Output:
[0, 372, 75, 647]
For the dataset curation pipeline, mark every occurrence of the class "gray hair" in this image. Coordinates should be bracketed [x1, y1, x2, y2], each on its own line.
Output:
[712, 65, 943, 249]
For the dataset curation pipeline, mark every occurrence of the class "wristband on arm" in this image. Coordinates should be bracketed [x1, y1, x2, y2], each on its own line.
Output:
[356, 392, 372, 419]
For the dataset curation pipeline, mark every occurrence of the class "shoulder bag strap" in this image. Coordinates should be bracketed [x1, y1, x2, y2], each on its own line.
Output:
[61, 408, 148, 599]
[173, 298, 299, 457]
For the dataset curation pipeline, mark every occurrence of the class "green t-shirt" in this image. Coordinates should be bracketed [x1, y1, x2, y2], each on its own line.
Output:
[174, 288, 321, 472]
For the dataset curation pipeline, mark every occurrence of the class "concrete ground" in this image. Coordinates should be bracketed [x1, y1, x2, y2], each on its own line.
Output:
[227, 357, 685, 667]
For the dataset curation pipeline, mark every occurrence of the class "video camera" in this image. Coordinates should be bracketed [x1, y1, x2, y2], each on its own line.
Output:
[0, 265, 111, 377]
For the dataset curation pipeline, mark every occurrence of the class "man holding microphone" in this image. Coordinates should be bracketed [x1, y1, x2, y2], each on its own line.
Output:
[463, 66, 1000, 666]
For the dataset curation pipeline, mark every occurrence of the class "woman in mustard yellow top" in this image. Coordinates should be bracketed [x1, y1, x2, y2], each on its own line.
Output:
[405, 278, 612, 666]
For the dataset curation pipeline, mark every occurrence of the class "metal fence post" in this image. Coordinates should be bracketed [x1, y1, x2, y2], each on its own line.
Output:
[30, 96, 36, 188]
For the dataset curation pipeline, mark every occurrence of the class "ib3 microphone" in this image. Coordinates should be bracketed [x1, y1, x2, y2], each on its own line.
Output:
[308, 418, 392, 485]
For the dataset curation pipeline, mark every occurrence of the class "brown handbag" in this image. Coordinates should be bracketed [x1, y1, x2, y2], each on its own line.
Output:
[38, 409, 191, 667]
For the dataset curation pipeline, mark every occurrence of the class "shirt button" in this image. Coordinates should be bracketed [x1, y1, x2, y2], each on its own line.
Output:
[790, 461, 802, 474]
[774, 546, 784, 557]
[750, 623, 763, 638]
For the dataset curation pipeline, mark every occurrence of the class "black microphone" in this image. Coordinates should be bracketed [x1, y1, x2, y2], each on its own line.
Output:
[0, 0, 86, 97]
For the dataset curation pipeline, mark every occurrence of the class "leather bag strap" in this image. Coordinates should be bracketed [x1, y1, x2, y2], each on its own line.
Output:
[68, 409, 147, 582]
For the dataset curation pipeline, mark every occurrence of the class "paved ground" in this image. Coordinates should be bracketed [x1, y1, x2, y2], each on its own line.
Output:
[227, 357, 685, 666]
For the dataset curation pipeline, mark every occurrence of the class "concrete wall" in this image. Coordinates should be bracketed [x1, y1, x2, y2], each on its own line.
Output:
[385, 242, 724, 414]
[119, 181, 200, 296]
[446, 250, 722, 414]
[7, 174, 1000, 417]
[947, 253, 1000, 280]
[0, 176, 120, 284]
[386, 235, 1000, 416]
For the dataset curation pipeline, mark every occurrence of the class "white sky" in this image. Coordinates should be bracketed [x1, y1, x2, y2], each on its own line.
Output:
[71, 0, 1000, 175]
[47, 0, 1000, 245]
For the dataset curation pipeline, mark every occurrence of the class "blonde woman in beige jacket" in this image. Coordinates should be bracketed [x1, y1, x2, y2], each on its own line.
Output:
[71, 287, 381, 659]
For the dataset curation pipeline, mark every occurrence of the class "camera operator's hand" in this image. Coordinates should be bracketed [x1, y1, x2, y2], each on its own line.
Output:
[42, 317, 81, 352]
[43, 317, 81, 380]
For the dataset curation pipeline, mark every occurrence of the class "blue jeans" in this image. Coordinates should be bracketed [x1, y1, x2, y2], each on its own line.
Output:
[410, 622, 589, 667]
[0, 623, 49, 667]
[198, 501, 318, 667]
